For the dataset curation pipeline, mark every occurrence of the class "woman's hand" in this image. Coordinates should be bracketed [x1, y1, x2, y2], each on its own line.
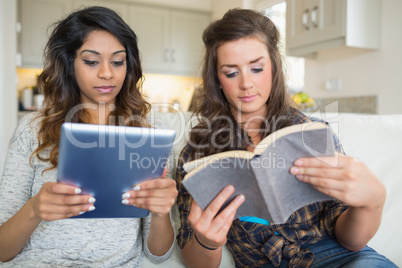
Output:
[188, 185, 245, 250]
[123, 168, 178, 256]
[290, 153, 386, 209]
[122, 168, 178, 216]
[290, 153, 386, 250]
[31, 182, 96, 221]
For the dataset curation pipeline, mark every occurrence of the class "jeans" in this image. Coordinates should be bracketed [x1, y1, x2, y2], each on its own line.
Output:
[261, 236, 397, 268]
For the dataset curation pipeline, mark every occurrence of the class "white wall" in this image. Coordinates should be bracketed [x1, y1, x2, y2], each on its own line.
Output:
[304, 0, 402, 115]
[211, 0, 257, 20]
[0, 0, 18, 176]
[212, 0, 243, 19]
[120, 0, 211, 11]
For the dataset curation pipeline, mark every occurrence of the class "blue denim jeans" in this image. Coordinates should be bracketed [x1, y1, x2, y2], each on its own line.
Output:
[261, 236, 397, 268]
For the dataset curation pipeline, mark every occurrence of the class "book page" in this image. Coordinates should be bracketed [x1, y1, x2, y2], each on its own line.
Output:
[183, 150, 253, 176]
[253, 121, 328, 156]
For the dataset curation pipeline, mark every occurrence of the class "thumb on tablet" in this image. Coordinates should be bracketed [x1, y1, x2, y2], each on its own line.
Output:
[161, 167, 167, 178]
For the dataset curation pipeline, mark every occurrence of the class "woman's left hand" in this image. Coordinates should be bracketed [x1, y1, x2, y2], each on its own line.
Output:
[121, 168, 178, 216]
[290, 153, 386, 209]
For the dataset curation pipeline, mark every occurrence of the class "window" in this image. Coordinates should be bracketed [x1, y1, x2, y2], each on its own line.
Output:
[258, 0, 305, 93]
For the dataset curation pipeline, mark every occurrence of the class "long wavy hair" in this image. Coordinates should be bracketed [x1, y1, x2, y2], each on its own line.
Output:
[32, 6, 151, 171]
[189, 8, 298, 158]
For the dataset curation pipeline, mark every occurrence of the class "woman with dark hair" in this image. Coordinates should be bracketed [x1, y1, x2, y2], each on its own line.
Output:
[0, 6, 177, 267]
[175, 8, 396, 268]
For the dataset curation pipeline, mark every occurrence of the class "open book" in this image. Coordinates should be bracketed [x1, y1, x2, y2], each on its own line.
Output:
[182, 121, 336, 224]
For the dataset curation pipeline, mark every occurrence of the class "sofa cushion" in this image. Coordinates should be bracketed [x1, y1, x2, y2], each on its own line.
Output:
[327, 113, 402, 265]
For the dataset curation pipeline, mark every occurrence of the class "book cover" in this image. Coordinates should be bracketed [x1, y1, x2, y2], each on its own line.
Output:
[182, 122, 336, 224]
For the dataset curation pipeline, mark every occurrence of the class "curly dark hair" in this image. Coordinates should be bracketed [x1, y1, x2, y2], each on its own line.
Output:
[189, 8, 297, 158]
[32, 6, 151, 171]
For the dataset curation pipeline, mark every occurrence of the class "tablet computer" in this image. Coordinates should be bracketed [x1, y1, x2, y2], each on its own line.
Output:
[57, 123, 176, 219]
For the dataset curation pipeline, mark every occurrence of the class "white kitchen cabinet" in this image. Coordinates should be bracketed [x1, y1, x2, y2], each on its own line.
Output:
[18, 0, 210, 76]
[286, 0, 381, 57]
[72, 0, 129, 22]
[129, 5, 210, 76]
[18, 0, 73, 67]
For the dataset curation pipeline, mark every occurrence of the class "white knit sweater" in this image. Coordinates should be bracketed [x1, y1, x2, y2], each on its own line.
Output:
[0, 112, 174, 267]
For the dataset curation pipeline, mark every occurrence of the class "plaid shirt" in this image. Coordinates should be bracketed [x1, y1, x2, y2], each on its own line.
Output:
[175, 113, 349, 268]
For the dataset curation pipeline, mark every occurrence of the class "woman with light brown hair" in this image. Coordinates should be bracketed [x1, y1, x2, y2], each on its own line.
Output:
[175, 8, 395, 268]
[0, 6, 177, 267]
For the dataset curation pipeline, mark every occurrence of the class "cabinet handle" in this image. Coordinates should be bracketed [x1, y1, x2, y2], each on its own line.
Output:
[311, 6, 319, 28]
[302, 9, 309, 30]
[164, 49, 170, 62]
[170, 49, 175, 63]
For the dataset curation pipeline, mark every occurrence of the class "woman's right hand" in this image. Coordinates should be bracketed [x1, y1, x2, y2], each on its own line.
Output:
[188, 185, 245, 249]
[31, 182, 95, 221]
[0, 182, 95, 262]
